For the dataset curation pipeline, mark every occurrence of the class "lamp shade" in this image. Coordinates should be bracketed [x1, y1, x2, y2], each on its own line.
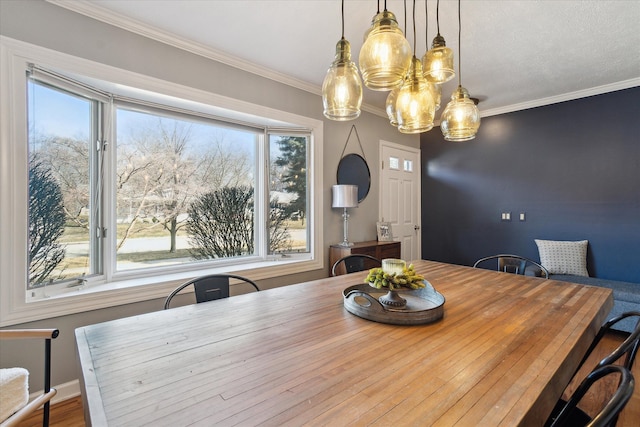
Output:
[359, 10, 412, 91]
[396, 57, 436, 134]
[422, 34, 455, 84]
[322, 38, 363, 121]
[332, 185, 358, 208]
[440, 85, 481, 141]
[430, 81, 442, 111]
[385, 86, 400, 127]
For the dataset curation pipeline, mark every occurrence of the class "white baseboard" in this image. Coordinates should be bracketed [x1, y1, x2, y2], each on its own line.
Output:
[29, 379, 81, 405]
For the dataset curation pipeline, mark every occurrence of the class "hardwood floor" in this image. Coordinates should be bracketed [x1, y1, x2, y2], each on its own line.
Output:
[17, 396, 84, 427]
[17, 332, 640, 427]
[560, 330, 639, 426]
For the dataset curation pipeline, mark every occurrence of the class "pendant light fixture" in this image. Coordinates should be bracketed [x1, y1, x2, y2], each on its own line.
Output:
[431, 80, 441, 111]
[440, 0, 481, 141]
[386, 86, 401, 127]
[395, 0, 435, 134]
[359, 0, 412, 91]
[385, 0, 408, 127]
[322, 0, 363, 121]
[422, 0, 441, 112]
[422, 0, 455, 84]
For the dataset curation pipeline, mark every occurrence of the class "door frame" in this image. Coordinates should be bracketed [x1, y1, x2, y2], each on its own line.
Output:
[378, 140, 422, 260]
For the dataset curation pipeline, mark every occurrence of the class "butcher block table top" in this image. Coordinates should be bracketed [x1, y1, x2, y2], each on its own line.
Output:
[75, 260, 612, 426]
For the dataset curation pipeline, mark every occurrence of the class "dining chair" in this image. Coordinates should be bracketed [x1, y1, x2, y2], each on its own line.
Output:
[163, 274, 259, 309]
[331, 254, 381, 277]
[0, 328, 59, 427]
[552, 311, 640, 427]
[572, 311, 640, 381]
[473, 254, 549, 278]
[545, 364, 634, 427]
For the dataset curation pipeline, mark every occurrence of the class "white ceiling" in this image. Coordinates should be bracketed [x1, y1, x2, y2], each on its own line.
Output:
[52, 0, 640, 118]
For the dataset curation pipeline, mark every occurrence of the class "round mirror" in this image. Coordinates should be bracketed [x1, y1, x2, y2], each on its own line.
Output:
[337, 153, 370, 202]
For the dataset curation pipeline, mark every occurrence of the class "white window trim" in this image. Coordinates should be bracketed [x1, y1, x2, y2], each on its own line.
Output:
[0, 36, 324, 327]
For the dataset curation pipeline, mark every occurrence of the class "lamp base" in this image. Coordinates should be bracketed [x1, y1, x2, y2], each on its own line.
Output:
[338, 208, 354, 248]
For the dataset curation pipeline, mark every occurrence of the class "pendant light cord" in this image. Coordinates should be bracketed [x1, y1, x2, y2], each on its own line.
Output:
[341, 0, 344, 39]
[457, 0, 462, 86]
[425, 0, 429, 48]
[436, 0, 441, 35]
[404, 0, 407, 35]
[412, 0, 417, 55]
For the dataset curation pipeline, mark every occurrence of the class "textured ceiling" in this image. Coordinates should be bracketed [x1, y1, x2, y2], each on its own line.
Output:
[52, 0, 640, 117]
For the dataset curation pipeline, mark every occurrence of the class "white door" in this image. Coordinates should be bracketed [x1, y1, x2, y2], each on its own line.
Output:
[379, 141, 421, 261]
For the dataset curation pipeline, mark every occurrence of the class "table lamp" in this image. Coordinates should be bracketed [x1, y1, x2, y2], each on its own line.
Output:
[332, 184, 358, 246]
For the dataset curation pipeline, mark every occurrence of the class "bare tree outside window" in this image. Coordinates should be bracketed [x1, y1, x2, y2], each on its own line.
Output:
[116, 117, 196, 254]
[186, 187, 293, 259]
[186, 186, 255, 259]
[115, 109, 257, 271]
[28, 159, 67, 286]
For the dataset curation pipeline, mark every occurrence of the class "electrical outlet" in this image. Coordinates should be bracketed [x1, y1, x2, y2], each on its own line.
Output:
[501, 212, 511, 221]
[519, 213, 526, 221]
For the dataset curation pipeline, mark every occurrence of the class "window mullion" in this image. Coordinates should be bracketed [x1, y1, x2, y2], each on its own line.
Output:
[93, 99, 107, 279]
[101, 99, 117, 282]
[256, 131, 268, 258]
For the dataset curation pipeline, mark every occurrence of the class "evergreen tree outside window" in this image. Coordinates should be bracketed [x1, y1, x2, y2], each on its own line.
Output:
[270, 134, 309, 254]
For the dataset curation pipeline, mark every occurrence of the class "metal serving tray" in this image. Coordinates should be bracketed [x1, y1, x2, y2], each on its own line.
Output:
[343, 281, 445, 325]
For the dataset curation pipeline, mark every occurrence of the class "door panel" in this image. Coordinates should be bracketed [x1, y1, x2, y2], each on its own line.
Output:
[380, 142, 421, 261]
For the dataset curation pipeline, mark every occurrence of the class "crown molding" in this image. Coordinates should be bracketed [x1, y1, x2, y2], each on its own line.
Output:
[46, 1, 637, 122]
[44, 1, 307, 90]
[479, 77, 640, 118]
[47, 1, 388, 118]
[46, 1, 387, 119]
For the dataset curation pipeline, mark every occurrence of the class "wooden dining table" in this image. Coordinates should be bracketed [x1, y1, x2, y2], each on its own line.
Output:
[75, 260, 613, 426]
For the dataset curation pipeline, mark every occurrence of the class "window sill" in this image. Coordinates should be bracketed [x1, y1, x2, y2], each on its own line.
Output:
[2, 256, 323, 326]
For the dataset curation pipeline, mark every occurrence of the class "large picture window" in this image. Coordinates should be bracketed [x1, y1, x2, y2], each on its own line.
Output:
[0, 36, 323, 329]
[25, 69, 314, 293]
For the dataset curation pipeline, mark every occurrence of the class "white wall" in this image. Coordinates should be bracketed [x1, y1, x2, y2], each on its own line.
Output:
[0, 0, 419, 392]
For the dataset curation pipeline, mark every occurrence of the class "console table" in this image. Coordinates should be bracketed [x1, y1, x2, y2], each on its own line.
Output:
[329, 240, 400, 275]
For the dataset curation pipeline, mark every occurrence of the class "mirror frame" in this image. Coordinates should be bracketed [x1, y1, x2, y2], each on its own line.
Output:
[337, 153, 371, 202]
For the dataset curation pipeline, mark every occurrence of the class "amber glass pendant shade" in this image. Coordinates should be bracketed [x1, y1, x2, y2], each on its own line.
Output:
[359, 10, 412, 91]
[385, 86, 401, 127]
[422, 34, 455, 84]
[322, 38, 363, 121]
[429, 81, 441, 111]
[440, 85, 480, 141]
[395, 57, 435, 134]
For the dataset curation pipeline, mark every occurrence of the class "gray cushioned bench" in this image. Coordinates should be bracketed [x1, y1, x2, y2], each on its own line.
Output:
[549, 274, 640, 333]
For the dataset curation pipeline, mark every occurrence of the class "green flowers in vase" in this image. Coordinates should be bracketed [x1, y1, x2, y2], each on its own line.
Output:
[365, 264, 425, 290]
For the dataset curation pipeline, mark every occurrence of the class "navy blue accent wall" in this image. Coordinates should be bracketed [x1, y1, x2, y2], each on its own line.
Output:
[420, 87, 640, 282]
